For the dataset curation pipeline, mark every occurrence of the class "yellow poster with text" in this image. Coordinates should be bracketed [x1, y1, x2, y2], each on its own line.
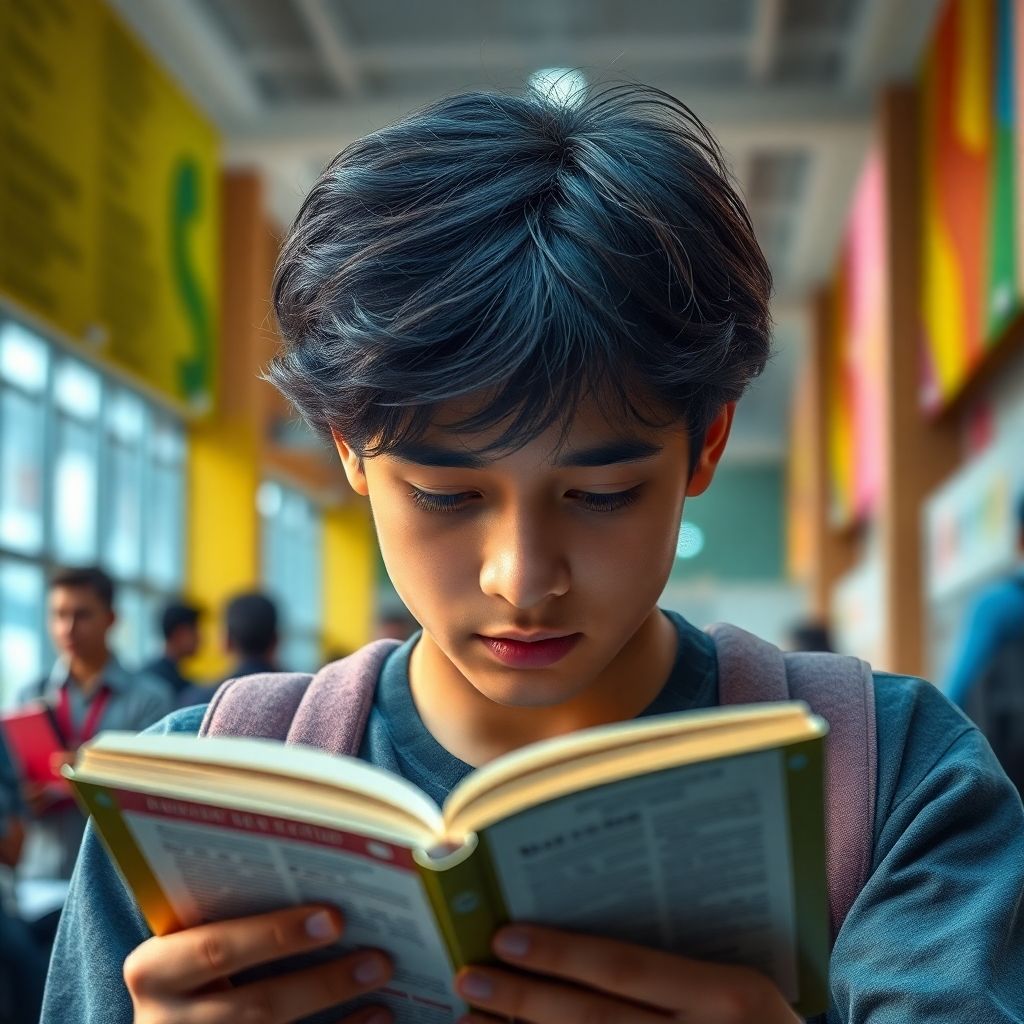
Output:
[0, 0, 219, 412]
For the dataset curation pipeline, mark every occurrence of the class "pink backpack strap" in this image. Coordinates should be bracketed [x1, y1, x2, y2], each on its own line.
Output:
[707, 623, 877, 941]
[199, 640, 400, 755]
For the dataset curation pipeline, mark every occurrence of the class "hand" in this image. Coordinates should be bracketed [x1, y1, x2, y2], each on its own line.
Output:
[124, 904, 394, 1023]
[454, 925, 803, 1023]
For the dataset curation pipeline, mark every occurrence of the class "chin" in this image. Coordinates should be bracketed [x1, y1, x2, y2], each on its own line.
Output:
[471, 666, 591, 709]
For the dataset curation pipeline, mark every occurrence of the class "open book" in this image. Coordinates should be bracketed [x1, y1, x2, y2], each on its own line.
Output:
[66, 701, 830, 1022]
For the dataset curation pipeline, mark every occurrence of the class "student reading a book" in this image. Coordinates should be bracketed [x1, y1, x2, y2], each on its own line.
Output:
[42, 84, 1024, 1024]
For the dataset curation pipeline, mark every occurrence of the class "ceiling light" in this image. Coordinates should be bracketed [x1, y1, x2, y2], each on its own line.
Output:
[528, 68, 587, 107]
[676, 521, 706, 560]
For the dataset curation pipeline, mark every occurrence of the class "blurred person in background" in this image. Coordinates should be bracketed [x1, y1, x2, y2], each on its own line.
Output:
[787, 617, 836, 653]
[145, 600, 202, 702]
[944, 492, 1024, 792]
[222, 591, 280, 679]
[373, 607, 419, 642]
[15, 568, 174, 887]
[0, 736, 48, 1024]
[177, 592, 282, 708]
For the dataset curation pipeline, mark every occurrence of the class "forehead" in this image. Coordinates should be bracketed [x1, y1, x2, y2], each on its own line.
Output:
[411, 390, 685, 462]
[50, 586, 104, 608]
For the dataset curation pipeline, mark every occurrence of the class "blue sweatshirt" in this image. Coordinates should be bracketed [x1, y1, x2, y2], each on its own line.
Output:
[944, 573, 1024, 707]
[41, 616, 1024, 1022]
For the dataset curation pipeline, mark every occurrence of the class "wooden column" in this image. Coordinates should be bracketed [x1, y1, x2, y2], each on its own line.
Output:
[879, 87, 960, 677]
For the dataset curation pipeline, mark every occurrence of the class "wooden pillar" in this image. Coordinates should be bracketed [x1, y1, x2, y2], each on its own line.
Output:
[879, 87, 960, 677]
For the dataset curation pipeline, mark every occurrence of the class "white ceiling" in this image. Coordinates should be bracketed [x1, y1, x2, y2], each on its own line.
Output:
[109, 0, 942, 460]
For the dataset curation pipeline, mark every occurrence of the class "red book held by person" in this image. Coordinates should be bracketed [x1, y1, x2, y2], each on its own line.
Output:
[1, 703, 71, 792]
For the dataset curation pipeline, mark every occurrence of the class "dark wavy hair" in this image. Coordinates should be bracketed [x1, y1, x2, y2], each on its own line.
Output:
[270, 82, 772, 467]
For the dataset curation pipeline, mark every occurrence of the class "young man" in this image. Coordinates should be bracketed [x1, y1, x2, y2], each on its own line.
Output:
[945, 492, 1024, 708]
[42, 85, 1024, 1023]
[943, 492, 1024, 790]
[221, 591, 281, 679]
[18, 568, 174, 882]
[145, 600, 202, 702]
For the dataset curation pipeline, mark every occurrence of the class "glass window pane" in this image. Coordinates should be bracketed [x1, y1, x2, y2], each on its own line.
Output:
[110, 586, 146, 669]
[0, 387, 46, 554]
[150, 417, 185, 465]
[52, 417, 99, 564]
[145, 461, 184, 589]
[104, 438, 144, 578]
[261, 482, 323, 661]
[107, 389, 146, 443]
[0, 559, 45, 709]
[54, 358, 101, 419]
[0, 322, 49, 393]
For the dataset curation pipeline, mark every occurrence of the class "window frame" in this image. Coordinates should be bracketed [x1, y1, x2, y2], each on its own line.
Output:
[0, 310, 188, 706]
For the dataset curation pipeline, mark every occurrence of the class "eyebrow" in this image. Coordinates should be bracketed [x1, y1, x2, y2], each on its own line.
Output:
[389, 439, 663, 469]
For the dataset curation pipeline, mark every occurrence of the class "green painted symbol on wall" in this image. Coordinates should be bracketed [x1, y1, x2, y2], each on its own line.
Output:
[172, 157, 213, 404]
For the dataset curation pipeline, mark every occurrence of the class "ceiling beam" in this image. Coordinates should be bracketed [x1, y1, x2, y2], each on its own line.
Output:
[784, 129, 873, 296]
[294, 0, 362, 97]
[262, 30, 837, 76]
[750, 0, 784, 81]
[105, 0, 261, 121]
[844, 0, 944, 89]
[225, 87, 871, 165]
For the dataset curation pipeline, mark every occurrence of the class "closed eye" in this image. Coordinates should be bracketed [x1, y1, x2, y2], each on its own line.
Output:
[408, 488, 478, 513]
[570, 487, 643, 513]
[407, 486, 643, 514]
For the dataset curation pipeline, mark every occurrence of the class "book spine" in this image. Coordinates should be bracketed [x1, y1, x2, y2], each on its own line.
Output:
[70, 778, 183, 935]
[781, 736, 830, 1018]
[416, 837, 510, 969]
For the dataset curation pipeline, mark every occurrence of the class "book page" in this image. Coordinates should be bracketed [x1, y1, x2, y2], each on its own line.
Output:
[114, 790, 465, 1023]
[479, 747, 801, 1002]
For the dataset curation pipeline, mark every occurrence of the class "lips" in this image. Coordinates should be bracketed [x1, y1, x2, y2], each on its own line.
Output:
[477, 632, 582, 668]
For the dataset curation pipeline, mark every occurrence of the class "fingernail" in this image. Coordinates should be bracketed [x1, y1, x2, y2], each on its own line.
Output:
[364, 1009, 391, 1024]
[353, 956, 386, 985]
[494, 928, 531, 957]
[305, 910, 337, 940]
[458, 970, 495, 1000]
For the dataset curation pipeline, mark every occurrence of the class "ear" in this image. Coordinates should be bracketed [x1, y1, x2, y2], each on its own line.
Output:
[331, 429, 369, 497]
[686, 403, 736, 497]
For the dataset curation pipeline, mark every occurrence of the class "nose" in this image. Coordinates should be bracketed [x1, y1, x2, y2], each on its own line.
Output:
[479, 507, 571, 609]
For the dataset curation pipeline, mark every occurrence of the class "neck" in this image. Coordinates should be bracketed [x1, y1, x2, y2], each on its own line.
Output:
[409, 609, 677, 767]
[67, 653, 109, 695]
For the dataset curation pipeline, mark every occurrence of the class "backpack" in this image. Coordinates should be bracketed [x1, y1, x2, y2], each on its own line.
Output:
[964, 586, 1024, 795]
[199, 622, 877, 942]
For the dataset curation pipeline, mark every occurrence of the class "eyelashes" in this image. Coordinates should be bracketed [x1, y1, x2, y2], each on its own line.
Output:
[408, 487, 643, 515]
[408, 489, 474, 513]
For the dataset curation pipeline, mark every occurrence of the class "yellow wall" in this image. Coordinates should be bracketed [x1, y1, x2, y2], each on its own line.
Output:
[185, 416, 261, 680]
[323, 503, 377, 656]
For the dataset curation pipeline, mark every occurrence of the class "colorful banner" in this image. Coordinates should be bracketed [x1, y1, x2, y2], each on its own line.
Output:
[827, 150, 887, 526]
[0, 0, 220, 411]
[919, 0, 1022, 411]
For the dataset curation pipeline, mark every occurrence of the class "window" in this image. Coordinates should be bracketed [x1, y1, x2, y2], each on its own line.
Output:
[0, 324, 48, 556]
[0, 559, 46, 701]
[259, 481, 323, 672]
[0, 314, 188, 708]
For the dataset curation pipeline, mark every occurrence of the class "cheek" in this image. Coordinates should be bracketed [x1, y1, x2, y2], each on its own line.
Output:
[577, 510, 678, 598]
[373, 503, 476, 611]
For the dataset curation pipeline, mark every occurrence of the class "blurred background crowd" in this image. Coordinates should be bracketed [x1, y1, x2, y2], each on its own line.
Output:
[2, 1, 1024, 1020]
